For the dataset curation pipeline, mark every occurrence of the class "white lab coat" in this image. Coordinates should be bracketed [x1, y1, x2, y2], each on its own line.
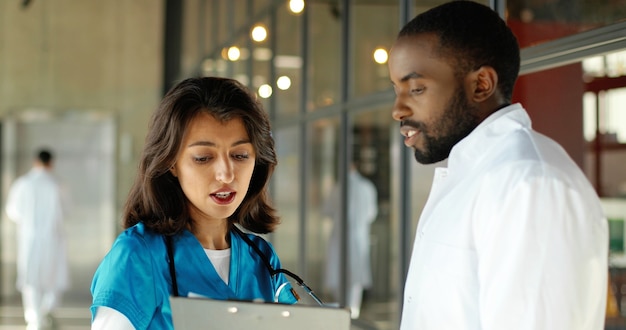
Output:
[324, 169, 378, 292]
[5, 168, 69, 293]
[401, 104, 608, 330]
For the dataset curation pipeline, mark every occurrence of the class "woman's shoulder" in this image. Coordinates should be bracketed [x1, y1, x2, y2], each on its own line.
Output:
[233, 228, 279, 262]
[119, 222, 163, 240]
[108, 223, 166, 258]
[234, 227, 271, 246]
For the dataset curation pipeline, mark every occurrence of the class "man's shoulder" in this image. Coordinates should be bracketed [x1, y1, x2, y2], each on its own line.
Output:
[21, 169, 60, 187]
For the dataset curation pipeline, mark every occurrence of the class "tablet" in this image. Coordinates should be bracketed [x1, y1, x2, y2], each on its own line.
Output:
[170, 296, 351, 330]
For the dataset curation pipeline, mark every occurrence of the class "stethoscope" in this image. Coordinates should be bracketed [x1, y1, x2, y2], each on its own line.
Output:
[165, 226, 325, 306]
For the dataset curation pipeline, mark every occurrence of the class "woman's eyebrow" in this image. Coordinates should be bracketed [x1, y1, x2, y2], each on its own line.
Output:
[187, 139, 251, 148]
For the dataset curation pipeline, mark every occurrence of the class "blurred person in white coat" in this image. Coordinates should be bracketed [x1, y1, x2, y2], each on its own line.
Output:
[323, 163, 378, 319]
[5, 149, 70, 330]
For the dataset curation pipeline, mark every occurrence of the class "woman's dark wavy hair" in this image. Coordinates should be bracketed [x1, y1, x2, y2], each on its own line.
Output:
[123, 77, 279, 235]
[399, 0, 520, 102]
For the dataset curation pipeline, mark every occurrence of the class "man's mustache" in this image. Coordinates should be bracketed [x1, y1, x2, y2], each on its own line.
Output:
[400, 120, 423, 130]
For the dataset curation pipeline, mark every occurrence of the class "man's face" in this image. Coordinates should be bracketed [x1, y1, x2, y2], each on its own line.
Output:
[388, 33, 480, 164]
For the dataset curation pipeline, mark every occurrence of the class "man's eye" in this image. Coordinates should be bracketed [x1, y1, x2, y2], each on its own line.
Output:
[411, 87, 425, 94]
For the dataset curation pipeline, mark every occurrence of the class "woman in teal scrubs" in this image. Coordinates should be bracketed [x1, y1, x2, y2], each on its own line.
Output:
[90, 77, 298, 329]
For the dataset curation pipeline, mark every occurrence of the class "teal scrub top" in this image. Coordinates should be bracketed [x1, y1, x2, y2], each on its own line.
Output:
[90, 223, 297, 330]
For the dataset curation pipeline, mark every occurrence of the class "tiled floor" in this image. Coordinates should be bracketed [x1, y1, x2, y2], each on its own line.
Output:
[0, 297, 91, 330]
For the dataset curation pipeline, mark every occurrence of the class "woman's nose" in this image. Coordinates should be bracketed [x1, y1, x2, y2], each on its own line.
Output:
[215, 157, 234, 183]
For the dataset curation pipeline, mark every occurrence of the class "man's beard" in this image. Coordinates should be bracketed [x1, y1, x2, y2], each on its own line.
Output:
[413, 87, 480, 164]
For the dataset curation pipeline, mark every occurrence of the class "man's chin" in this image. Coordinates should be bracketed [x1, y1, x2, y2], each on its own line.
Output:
[413, 148, 446, 165]
[413, 149, 432, 164]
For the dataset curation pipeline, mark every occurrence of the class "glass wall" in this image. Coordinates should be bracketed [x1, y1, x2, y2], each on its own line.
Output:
[352, 107, 399, 325]
[307, 117, 340, 302]
[272, 126, 301, 272]
[350, 0, 399, 97]
[275, 4, 303, 117]
[308, 1, 342, 110]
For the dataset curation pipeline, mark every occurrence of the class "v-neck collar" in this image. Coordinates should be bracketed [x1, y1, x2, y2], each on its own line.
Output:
[175, 229, 240, 298]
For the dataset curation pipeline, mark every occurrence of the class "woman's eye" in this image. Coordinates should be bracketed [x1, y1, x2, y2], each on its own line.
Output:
[233, 153, 250, 161]
[193, 156, 212, 163]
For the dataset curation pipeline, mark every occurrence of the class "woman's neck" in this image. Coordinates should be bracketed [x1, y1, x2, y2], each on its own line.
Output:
[191, 219, 230, 250]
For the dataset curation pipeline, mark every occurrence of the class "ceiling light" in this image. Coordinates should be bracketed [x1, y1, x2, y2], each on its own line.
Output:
[373, 48, 388, 64]
[289, 0, 305, 14]
[251, 25, 268, 42]
[277, 76, 291, 90]
[258, 84, 273, 98]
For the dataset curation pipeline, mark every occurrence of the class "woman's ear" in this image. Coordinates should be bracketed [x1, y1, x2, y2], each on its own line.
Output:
[170, 165, 178, 177]
[469, 66, 498, 103]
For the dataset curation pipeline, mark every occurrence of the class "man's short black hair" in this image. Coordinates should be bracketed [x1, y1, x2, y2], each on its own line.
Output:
[399, 0, 520, 102]
[37, 149, 53, 165]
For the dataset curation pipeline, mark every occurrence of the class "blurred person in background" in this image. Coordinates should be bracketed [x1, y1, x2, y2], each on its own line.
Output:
[323, 162, 378, 319]
[5, 148, 70, 330]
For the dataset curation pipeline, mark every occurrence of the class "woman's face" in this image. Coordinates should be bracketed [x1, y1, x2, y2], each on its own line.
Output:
[171, 112, 256, 224]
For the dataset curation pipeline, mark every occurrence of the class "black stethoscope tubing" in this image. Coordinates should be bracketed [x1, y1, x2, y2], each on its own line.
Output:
[165, 227, 324, 306]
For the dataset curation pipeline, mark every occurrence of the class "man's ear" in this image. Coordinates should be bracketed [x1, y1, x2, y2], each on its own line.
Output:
[469, 66, 498, 103]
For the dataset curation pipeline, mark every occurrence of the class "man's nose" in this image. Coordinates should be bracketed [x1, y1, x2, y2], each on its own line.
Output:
[392, 97, 412, 121]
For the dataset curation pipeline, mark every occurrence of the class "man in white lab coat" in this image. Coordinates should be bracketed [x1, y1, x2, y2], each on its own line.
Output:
[5, 149, 69, 330]
[388, 1, 607, 329]
[323, 164, 378, 319]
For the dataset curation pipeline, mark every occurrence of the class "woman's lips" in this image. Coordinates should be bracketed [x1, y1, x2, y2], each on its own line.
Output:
[211, 191, 236, 205]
